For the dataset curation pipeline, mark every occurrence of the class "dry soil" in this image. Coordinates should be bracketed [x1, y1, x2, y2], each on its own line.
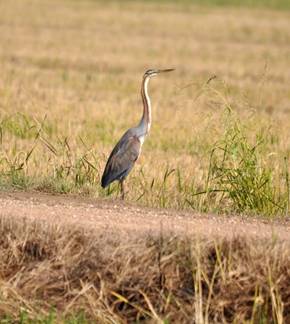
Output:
[0, 191, 289, 243]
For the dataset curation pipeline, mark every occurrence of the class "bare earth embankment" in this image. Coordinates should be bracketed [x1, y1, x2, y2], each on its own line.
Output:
[0, 191, 289, 242]
[0, 191, 289, 323]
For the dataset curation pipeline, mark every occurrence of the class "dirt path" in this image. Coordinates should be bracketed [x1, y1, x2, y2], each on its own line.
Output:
[0, 191, 289, 242]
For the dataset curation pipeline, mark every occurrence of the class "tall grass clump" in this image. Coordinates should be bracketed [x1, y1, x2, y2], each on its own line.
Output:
[196, 109, 288, 216]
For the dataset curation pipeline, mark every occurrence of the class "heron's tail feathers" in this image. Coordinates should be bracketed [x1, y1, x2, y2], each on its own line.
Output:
[101, 168, 131, 188]
[101, 174, 111, 188]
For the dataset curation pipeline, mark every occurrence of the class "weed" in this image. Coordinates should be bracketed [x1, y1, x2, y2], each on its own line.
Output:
[196, 111, 287, 216]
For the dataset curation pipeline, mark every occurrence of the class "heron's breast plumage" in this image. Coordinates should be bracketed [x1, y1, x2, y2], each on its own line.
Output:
[138, 133, 146, 145]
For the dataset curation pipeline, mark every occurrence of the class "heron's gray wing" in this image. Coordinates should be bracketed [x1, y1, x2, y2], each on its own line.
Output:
[101, 131, 141, 187]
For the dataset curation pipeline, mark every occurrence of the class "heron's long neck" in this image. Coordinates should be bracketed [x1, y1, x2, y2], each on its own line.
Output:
[139, 76, 151, 134]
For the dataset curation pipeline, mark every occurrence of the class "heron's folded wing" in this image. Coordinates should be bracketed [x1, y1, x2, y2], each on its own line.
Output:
[101, 135, 141, 187]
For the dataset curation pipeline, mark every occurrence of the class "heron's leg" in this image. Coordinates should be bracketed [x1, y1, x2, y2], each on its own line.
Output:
[120, 179, 125, 200]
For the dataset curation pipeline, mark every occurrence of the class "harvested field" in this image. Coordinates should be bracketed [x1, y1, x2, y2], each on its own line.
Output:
[0, 0, 289, 216]
[0, 0, 290, 322]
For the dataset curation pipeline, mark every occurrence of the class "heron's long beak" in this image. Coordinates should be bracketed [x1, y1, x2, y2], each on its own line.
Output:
[157, 68, 175, 73]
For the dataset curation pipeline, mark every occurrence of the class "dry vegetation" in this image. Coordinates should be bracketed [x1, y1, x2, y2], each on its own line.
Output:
[0, 215, 289, 323]
[0, 0, 290, 322]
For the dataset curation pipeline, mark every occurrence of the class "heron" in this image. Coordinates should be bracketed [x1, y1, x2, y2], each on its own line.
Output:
[101, 68, 174, 199]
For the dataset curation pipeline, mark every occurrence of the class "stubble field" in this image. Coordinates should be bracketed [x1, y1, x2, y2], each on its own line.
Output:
[0, 0, 290, 322]
[0, 0, 290, 216]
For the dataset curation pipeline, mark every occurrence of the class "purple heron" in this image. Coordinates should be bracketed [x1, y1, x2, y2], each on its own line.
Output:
[101, 68, 174, 199]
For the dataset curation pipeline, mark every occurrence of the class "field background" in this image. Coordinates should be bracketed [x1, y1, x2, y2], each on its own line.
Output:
[0, 0, 290, 216]
[0, 1, 290, 322]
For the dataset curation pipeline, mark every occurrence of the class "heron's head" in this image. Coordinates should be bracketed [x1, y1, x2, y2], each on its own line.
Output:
[144, 68, 174, 79]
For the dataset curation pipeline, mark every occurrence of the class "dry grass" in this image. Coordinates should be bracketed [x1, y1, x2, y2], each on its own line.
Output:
[0, 0, 290, 215]
[0, 215, 289, 323]
[1, 2, 290, 322]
